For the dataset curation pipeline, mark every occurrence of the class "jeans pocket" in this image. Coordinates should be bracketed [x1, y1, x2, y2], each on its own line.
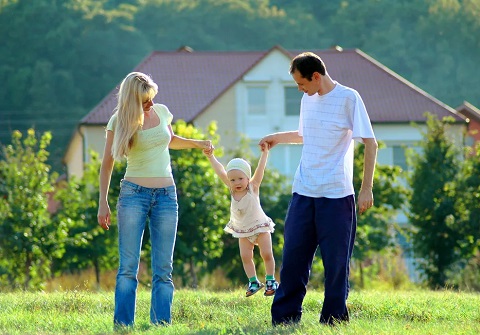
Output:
[119, 181, 138, 199]
[167, 187, 177, 201]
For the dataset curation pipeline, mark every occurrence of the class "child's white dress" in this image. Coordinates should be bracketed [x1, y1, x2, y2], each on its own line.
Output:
[224, 186, 275, 241]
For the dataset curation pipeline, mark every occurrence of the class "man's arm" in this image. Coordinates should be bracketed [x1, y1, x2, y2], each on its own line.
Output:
[358, 137, 378, 214]
[258, 131, 303, 149]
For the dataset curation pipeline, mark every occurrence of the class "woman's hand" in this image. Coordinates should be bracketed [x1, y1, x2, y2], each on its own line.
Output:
[97, 201, 111, 230]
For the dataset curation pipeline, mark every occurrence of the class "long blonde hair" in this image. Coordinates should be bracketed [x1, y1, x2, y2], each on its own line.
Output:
[111, 72, 158, 160]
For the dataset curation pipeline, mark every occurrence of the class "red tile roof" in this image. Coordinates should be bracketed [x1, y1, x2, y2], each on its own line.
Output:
[81, 46, 464, 125]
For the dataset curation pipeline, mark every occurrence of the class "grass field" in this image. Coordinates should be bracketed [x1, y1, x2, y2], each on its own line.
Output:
[0, 288, 479, 334]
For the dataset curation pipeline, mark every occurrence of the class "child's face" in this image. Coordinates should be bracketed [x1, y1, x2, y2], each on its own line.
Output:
[227, 169, 249, 192]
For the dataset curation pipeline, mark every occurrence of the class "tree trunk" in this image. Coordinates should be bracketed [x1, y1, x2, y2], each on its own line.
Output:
[359, 261, 364, 289]
[189, 257, 197, 289]
[94, 258, 101, 289]
[24, 252, 32, 289]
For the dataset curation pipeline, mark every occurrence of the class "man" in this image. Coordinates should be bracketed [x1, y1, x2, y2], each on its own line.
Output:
[259, 52, 377, 326]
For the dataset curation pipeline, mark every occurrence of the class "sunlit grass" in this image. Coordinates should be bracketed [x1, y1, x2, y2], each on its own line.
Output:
[0, 289, 479, 334]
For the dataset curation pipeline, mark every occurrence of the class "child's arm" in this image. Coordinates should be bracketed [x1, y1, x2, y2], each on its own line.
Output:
[250, 143, 269, 189]
[203, 148, 230, 186]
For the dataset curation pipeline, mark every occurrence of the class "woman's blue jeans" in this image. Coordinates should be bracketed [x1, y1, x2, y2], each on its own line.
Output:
[114, 180, 178, 326]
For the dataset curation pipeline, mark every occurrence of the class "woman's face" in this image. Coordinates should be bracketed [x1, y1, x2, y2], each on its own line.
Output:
[142, 97, 154, 112]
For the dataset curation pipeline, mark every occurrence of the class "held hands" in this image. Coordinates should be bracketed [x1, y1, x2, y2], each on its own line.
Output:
[203, 146, 214, 157]
[200, 139, 214, 157]
[260, 142, 270, 152]
[258, 135, 277, 150]
[198, 140, 213, 151]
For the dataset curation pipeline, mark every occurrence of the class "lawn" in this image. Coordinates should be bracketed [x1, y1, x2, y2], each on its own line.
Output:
[0, 288, 479, 334]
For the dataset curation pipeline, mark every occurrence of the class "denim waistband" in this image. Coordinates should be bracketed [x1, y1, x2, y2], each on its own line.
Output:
[120, 179, 176, 194]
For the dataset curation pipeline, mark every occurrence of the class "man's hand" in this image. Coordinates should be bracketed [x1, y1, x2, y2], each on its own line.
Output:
[357, 187, 373, 214]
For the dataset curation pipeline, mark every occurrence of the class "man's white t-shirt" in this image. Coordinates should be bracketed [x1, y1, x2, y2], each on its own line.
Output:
[292, 82, 375, 198]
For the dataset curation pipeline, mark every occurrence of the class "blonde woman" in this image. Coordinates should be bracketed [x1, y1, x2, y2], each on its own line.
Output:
[97, 72, 212, 327]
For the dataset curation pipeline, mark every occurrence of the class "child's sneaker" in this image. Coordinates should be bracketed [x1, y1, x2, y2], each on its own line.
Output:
[245, 280, 264, 297]
[264, 279, 278, 296]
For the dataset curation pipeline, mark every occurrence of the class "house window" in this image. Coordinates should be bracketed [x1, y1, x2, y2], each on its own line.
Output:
[392, 145, 408, 171]
[247, 87, 266, 115]
[284, 87, 302, 116]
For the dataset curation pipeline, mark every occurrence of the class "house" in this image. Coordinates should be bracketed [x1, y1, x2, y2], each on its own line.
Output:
[64, 45, 468, 179]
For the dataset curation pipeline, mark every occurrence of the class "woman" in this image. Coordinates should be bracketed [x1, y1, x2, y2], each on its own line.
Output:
[97, 72, 212, 327]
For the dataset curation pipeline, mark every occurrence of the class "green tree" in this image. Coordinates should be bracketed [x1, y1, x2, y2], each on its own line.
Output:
[448, 143, 480, 288]
[407, 114, 463, 288]
[458, 144, 480, 256]
[0, 0, 150, 170]
[353, 142, 408, 287]
[169, 121, 229, 287]
[51, 151, 118, 287]
[135, 0, 323, 51]
[0, 129, 66, 290]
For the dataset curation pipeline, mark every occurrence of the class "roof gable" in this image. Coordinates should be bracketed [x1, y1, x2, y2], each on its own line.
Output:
[81, 46, 464, 125]
[456, 101, 480, 122]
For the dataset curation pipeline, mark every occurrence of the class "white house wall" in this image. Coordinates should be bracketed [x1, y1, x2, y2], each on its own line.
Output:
[63, 131, 84, 178]
[85, 126, 109, 161]
[237, 49, 297, 139]
[194, 88, 237, 154]
[66, 125, 107, 178]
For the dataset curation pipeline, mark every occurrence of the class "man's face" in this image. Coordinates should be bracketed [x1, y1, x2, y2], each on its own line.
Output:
[292, 70, 321, 96]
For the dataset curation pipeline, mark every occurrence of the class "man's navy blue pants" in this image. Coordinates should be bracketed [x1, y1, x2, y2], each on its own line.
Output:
[271, 193, 357, 326]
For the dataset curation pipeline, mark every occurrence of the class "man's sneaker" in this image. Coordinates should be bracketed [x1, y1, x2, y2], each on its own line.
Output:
[264, 279, 278, 296]
[245, 281, 264, 297]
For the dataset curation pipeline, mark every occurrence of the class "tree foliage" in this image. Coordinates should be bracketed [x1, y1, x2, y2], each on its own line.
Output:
[352, 141, 408, 286]
[448, 143, 480, 288]
[353, 142, 408, 261]
[169, 121, 229, 287]
[456, 144, 480, 257]
[135, 0, 323, 51]
[0, 129, 64, 290]
[407, 114, 463, 288]
[51, 151, 118, 287]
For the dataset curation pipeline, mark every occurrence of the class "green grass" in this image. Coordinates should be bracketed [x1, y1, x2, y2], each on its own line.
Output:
[0, 289, 479, 334]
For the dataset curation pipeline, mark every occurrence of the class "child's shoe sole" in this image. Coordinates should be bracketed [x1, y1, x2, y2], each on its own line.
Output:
[245, 282, 264, 297]
[264, 289, 276, 296]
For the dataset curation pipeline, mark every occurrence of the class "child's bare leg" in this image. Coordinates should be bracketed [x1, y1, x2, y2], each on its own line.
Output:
[256, 232, 275, 276]
[239, 237, 256, 278]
